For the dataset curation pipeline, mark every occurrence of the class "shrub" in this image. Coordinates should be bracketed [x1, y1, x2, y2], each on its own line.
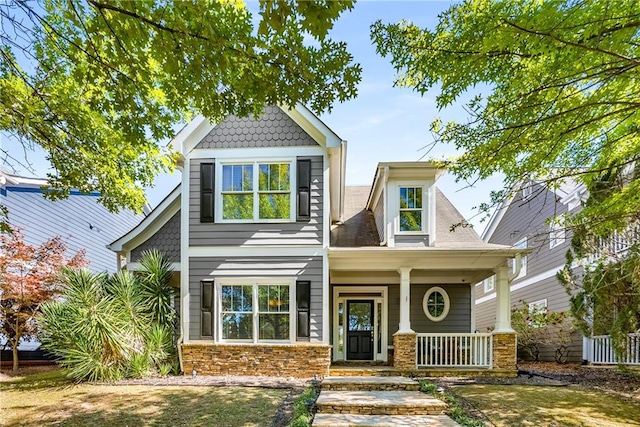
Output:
[511, 301, 575, 363]
[39, 250, 177, 381]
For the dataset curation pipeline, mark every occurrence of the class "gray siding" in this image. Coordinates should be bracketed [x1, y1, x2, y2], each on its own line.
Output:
[189, 156, 323, 246]
[1, 186, 142, 273]
[195, 106, 318, 149]
[395, 235, 430, 247]
[476, 183, 583, 361]
[131, 212, 181, 262]
[189, 256, 323, 341]
[489, 184, 570, 284]
[388, 284, 471, 344]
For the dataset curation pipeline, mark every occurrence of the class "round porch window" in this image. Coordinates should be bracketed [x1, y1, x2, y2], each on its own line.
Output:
[423, 287, 450, 322]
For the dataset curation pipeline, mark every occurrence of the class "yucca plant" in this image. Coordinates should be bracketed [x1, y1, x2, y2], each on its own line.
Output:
[39, 251, 178, 382]
[137, 249, 176, 327]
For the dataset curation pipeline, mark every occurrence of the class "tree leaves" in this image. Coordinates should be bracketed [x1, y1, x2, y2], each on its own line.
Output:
[1, 0, 361, 214]
[371, 0, 640, 233]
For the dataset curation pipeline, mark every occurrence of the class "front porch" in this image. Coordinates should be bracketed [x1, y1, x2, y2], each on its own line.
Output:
[329, 248, 521, 376]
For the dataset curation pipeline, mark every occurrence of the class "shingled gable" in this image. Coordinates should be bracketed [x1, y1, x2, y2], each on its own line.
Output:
[108, 185, 181, 268]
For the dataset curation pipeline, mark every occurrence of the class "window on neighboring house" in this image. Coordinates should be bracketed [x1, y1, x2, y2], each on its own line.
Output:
[484, 275, 496, 293]
[221, 162, 291, 221]
[513, 238, 528, 279]
[399, 186, 423, 232]
[522, 181, 532, 199]
[219, 281, 292, 342]
[528, 299, 548, 327]
[422, 287, 450, 322]
[549, 218, 566, 249]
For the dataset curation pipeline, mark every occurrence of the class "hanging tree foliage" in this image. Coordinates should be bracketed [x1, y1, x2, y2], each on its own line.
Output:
[371, 0, 640, 234]
[0, 0, 361, 215]
[372, 0, 640, 354]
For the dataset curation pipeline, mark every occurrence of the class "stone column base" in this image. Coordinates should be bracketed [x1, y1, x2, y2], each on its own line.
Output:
[393, 332, 417, 370]
[492, 332, 517, 371]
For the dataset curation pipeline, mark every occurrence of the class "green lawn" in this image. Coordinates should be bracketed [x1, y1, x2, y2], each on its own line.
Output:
[0, 369, 287, 427]
[453, 384, 640, 427]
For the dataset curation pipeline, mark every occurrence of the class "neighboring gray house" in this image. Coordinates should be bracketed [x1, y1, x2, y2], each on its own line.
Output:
[110, 105, 524, 378]
[0, 169, 145, 273]
[475, 180, 586, 362]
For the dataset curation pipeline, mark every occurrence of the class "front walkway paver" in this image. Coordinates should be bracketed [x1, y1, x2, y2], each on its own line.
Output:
[312, 413, 461, 426]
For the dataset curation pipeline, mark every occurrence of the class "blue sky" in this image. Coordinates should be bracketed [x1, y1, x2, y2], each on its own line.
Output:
[1, 0, 503, 232]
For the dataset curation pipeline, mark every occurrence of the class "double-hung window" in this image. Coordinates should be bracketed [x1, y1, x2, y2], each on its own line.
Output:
[399, 186, 424, 232]
[220, 162, 292, 221]
[219, 280, 292, 342]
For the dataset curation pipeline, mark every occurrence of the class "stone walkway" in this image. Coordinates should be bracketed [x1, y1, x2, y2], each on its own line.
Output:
[312, 376, 461, 426]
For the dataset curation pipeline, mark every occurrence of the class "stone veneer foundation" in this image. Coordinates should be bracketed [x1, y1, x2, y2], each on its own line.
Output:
[181, 343, 331, 378]
[393, 332, 417, 370]
[492, 332, 517, 371]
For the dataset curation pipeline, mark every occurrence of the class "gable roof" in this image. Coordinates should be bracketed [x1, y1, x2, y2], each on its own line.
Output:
[481, 177, 587, 241]
[170, 103, 343, 157]
[332, 183, 510, 250]
[108, 185, 180, 253]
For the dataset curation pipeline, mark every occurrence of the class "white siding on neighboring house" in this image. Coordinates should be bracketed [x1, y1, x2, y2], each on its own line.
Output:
[1, 183, 143, 273]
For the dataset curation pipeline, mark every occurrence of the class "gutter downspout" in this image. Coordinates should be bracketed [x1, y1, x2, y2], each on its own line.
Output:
[508, 253, 523, 283]
[380, 166, 389, 246]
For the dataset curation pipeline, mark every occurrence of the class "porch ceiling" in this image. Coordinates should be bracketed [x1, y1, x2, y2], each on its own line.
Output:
[328, 247, 521, 281]
[329, 269, 494, 285]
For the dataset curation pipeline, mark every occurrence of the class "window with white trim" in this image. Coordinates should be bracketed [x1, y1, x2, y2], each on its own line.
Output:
[513, 238, 528, 279]
[422, 287, 450, 322]
[220, 161, 292, 221]
[522, 181, 532, 199]
[549, 218, 566, 249]
[219, 280, 292, 342]
[398, 186, 424, 232]
[528, 299, 548, 327]
[483, 275, 496, 293]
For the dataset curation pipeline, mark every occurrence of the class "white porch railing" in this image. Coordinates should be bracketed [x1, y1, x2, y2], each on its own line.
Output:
[416, 333, 492, 368]
[587, 334, 640, 365]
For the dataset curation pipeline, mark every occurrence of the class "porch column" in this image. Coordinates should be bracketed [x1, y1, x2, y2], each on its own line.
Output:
[494, 264, 514, 333]
[492, 263, 517, 373]
[398, 267, 413, 333]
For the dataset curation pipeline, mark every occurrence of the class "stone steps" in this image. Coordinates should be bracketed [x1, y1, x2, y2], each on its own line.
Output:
[311, 376, 461, 426]
[321, 376, 421, 391]
[312, 414, 462, 427]
[315, 390, 447, 416]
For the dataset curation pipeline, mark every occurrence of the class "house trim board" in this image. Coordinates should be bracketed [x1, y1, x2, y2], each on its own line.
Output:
[181, 159, 191, 343]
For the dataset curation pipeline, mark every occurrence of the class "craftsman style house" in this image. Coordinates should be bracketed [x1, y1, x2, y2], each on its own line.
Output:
[110, 105, 524, 377]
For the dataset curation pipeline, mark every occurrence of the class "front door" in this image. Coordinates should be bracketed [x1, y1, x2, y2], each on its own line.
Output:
[346, 300, 374, 360]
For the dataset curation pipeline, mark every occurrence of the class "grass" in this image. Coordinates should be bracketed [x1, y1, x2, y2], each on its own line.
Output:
[420, 381, 485, 427]
[0, 368, 287, 427]
[289, 385, 319, 427]
[452, 384, 640, 427]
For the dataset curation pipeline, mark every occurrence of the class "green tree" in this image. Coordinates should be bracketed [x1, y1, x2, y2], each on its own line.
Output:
[371, 0, 640, 233]
[1, 0, 361, 215]
[372, 0, 640, 354]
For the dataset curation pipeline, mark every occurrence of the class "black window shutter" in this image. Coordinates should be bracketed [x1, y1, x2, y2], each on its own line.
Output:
[200, 163, 215, 223]
[297, 159, 311, 221]
[201, 281, 214, 338]
[296, 280, 311, 341]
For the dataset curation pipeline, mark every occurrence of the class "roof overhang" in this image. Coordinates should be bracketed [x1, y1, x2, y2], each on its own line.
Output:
[108, 185, 180, 252]
[328, 247, 524, 272]
[367, 162, 446, 209]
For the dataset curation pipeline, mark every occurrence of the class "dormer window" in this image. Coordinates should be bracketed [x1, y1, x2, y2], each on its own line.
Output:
[219, 161, 292, 222]
[399, 186, 424, 232]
